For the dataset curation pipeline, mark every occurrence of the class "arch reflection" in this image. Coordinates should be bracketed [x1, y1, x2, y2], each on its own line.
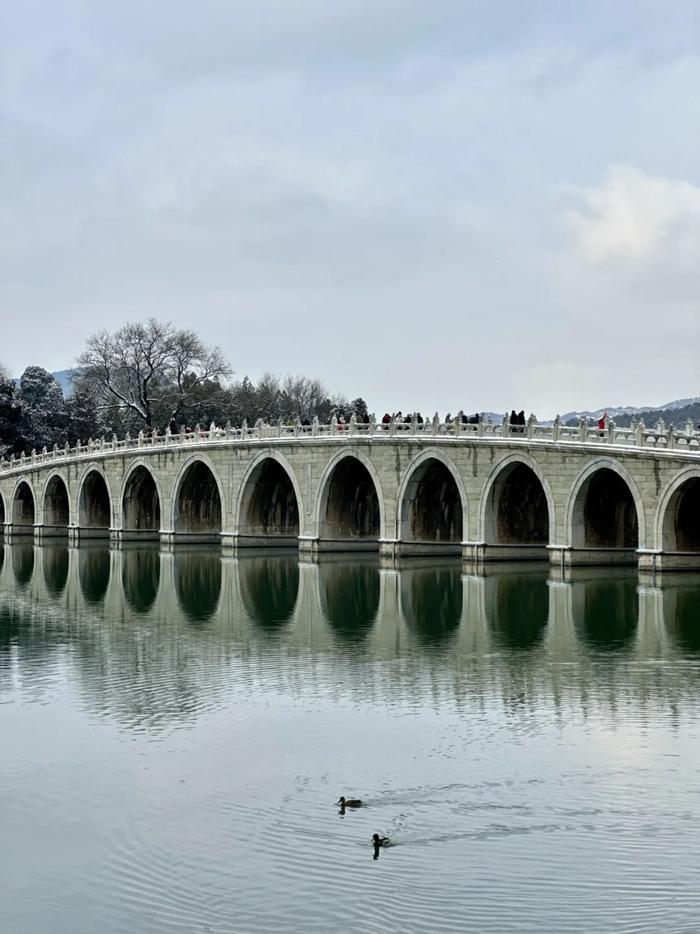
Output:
[575, 574, 638, 650]
[174, 550, 222, 623]
[42, 545, 69, 595]
[319, 560, 380, 641]
[663, 587, 700, 653]
[122, 548, 161, 614]
[239, 555, 299, 633]
[400, 564, 462, 646]
[79, 546, 111, 604]
[12, 544, 35, 587]
[487, 572, 549, 650]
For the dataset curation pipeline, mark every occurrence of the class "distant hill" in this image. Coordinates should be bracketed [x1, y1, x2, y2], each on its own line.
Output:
[562, 397, 700, 429]
[51, 369, 78, 397]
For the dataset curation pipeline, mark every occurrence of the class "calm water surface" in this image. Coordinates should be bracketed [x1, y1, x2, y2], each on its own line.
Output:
[2, 544, 700, 933]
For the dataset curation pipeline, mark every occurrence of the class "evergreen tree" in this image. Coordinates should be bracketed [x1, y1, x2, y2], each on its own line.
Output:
[18, 366, 67, 451]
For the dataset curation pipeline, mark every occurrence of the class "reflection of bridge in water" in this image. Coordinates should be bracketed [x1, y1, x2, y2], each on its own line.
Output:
[1, 544, 699, 729]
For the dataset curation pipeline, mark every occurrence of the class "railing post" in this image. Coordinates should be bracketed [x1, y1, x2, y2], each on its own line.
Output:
[526, 413, 535, 439]
[667, 425, 676, 450]
[606, 418, 615, 444]
[312, 416, 319, 437]
[552, 414, 560, 441]
[635, 420, 645, 446]
[578, 416, 587, 443]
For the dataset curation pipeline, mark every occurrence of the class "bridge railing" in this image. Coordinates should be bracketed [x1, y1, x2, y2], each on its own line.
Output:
[1, 414, 698, 474]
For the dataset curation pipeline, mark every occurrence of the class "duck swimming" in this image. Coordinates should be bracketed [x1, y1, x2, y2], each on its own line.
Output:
[337, 796, 362, 808]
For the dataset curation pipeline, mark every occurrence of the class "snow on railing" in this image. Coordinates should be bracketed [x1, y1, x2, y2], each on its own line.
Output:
[1, 414, 698, 474]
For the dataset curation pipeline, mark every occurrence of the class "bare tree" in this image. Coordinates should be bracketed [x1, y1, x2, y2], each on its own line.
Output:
[77, 319, 231, 429]
[280, 375, 328, 421]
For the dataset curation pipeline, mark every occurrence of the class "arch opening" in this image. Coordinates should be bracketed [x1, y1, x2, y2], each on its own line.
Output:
[572, 468, 639, 555]
[400, 459, 463, 554]
[79, 471, 111, 536]
[319, 457, 380, 550]
[484, 463, 549, 555]
[662, 477, 700, 553]
[239, 459, 299, 546]
[122, 466, 161, 539]
[43, 475, 69, 534]
[174, 461, 222, 541]
[12, 482, 35, 531]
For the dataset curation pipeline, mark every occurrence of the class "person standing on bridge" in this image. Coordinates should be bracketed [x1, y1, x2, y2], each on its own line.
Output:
[598, 412, 608, 435]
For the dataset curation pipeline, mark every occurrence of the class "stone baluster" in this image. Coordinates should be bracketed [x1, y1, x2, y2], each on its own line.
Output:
[501, 413, 509, 437]
[552, 414, 561, 441]
[432, 412, 440, 435]
[526, 413, 535, 439]
[606, 417, 615, 444]
[635, 420, 645, 446]
[578, 416, 587, 442]
[138, 430, 144, 447]
[349, 414, 357, 434]
[389, 415, 396, 436]
[667, 424, 676, 450]
[312, 416, 319, 437]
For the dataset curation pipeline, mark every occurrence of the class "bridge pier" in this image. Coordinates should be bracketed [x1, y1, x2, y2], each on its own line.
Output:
[33, 524, 69, 542]
[111, 528, 161, 544]
[3, 523, 36, 542]
[462, 542, 548, 563]
[66, 526, 110, 545]
[547, 546, 638, 568]
[638, 549, 700, 572]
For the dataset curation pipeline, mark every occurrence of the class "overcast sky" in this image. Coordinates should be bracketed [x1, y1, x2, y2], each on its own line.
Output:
[2, 2, 699, 417]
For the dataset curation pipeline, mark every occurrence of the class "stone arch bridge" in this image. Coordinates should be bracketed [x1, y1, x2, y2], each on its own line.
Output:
[0, 418, 699, 570]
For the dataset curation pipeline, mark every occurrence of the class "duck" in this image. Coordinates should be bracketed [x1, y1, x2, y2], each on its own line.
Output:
[337, 796, 363, 808]
[372, 833, 390, 847]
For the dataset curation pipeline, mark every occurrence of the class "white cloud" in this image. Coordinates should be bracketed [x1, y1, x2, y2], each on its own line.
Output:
[566, 164, 700, 265]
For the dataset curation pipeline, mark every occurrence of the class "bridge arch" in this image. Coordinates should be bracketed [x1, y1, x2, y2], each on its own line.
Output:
[236, 452, 302, 545]
[12, 479, 36, 530]
[42, 472, 70, 532]
[566, 459, 643, 555]
[121, 462, 162, 537]
[314, 451, 383, 548]
[397, 450, 467, 550]
[480, 454, 553, 550]
[656, 467, 700, 554]
[172, 455, 224, 540]
[77, 466, 112, 535]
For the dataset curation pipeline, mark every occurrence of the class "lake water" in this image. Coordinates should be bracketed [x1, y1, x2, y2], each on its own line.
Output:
[2, 543, 700, 933]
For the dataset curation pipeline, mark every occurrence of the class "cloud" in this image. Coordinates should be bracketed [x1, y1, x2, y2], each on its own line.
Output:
[566, 164, 700, 266]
